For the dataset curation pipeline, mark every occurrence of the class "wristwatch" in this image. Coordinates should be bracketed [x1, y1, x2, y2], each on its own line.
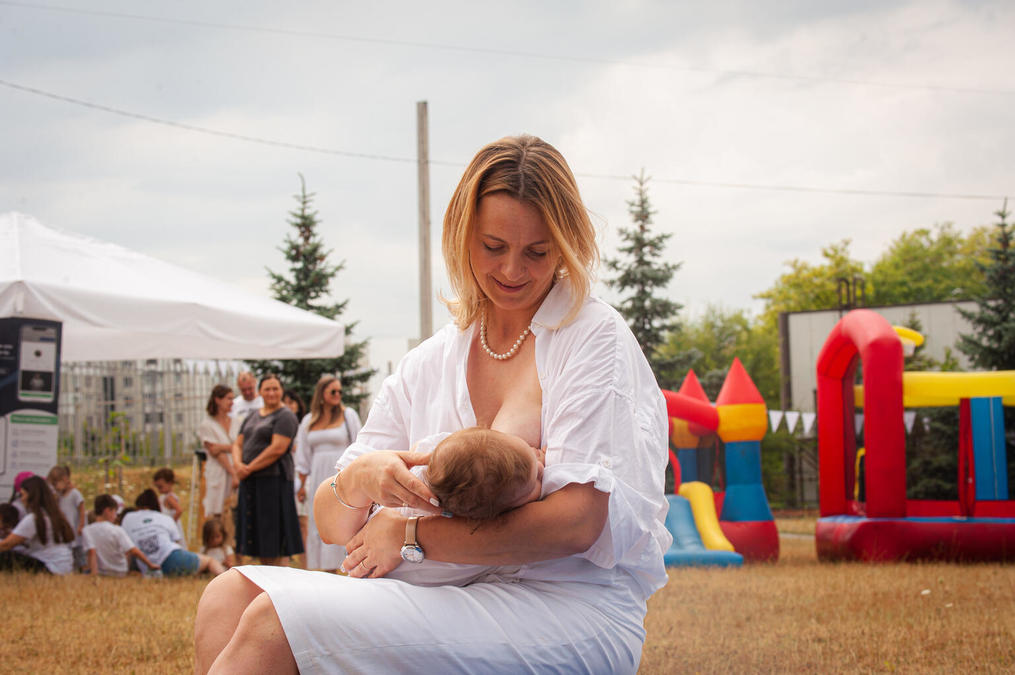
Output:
[400, 516, 425, 563]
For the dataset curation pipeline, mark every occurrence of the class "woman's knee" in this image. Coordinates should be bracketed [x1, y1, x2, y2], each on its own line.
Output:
[197, 569, 260, 617]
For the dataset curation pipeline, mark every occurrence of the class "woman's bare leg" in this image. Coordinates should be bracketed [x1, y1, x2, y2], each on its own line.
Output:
[209, 591, 297, 674]
[194, 570, 263, 674]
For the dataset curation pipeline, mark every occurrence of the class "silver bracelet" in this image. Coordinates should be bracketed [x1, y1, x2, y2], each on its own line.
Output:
[330, 469, 371, 511]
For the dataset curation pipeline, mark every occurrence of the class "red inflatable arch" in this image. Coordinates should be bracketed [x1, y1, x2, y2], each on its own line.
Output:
[816, 309, 906, 518]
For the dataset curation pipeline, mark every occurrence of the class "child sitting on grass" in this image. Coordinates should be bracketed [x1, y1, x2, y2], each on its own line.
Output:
[82, 494, 159, 577]
[200, 518, 236, 569]
[121, 489, 224, 578]
[0, 476, 74, 574]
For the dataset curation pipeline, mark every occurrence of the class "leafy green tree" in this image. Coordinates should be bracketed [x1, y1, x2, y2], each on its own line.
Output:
[250, 175, 375, 409]
[868, 223, 991, 305]
[604, 170, 686, 379]
[957, 201, 1015, 370]
[658, 305, 780, 404]
[754, 240, 865, 331]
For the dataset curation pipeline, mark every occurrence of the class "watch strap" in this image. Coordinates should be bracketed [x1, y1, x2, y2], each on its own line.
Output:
[405, 515, 420, 546]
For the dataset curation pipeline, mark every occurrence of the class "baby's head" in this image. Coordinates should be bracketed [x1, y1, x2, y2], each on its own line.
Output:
[427, 427, 544, 520]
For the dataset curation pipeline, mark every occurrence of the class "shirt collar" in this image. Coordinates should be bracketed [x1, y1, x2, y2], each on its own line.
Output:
[531, 281, 574, 330]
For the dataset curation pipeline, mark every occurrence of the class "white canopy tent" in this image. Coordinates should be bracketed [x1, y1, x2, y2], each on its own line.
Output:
[0, 212, 344, 361]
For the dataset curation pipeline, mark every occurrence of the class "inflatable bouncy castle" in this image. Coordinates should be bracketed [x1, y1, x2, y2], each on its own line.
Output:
[815, 309, 1015, 561]
[660, 358, 779, 566]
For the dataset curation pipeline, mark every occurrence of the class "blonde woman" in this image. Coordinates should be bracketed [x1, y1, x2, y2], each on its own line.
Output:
[196, 135, 671, 674]
[293, 375, 361, 571]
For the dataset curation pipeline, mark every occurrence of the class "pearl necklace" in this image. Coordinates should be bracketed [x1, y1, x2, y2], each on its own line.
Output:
[480, 309, 532, 361]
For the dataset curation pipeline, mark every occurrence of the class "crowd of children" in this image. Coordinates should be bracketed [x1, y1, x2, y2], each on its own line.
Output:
[0, 465, 228, 578]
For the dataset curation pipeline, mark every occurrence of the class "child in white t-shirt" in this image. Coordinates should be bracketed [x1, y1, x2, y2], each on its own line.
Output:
[47, 465, 86, 570]
[82, 494, 159, 577]
[200, 518, 235, 568]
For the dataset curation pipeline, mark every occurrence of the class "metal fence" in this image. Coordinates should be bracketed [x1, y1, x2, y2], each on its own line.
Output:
[58, 359, 246, 466]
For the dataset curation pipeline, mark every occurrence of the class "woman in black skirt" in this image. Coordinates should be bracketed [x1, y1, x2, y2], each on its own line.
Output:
[232, 373, 303, 565]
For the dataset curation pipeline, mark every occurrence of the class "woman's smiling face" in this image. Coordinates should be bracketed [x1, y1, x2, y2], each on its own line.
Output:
[469, 192, 558, 317]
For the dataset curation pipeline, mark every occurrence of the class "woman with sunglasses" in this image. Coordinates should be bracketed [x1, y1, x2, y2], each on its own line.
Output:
[293, 375, 361, 571]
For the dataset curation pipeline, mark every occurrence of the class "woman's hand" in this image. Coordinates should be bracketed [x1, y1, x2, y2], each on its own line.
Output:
[344, 450, 439, 513]
[341, 508, 405, 578]
[235, 462, 252, 481]
[297, 485, 307, 503]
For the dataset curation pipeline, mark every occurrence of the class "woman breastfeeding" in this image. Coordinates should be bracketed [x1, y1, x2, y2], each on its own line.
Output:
[195, 135, 672, 674]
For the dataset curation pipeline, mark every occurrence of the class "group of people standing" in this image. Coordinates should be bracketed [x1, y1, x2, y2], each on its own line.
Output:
[199, 370, 360, 570]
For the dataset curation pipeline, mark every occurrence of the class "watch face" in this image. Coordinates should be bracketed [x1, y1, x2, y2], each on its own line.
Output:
[400, 544, 424, 564]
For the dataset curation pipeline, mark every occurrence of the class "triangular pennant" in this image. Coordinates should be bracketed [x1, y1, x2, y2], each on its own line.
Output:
[785, 411, 800, 434]
[769, 410, 784, 432]
[903, 410, 917, 434]
[801, 412, 816, 435]
[855, 413, 864, 435]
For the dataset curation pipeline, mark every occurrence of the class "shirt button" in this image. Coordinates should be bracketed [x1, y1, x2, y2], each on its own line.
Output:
[600, 458, 612, 469]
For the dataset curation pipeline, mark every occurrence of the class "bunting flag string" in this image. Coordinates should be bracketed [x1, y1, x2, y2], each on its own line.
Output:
[768, 410, 784, 432]
[801, 412, 816, 435]
[785, 411, 801, 434]
[903, 411, 917, 433]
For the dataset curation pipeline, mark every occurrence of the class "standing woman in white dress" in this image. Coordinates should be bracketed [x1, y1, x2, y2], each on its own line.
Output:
[294, 375, 361, 571]
[198, 385, 239, 523]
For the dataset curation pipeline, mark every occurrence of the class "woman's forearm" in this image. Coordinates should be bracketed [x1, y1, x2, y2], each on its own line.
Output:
[204, 441, 233, 457]
[214, 450, 234, 475]
[230, 437, 244, 467]
[421, 483, 608, 565]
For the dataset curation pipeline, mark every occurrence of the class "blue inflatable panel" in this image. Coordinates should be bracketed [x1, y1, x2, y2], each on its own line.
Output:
[663, 495, 743, 567]
[677, 448, 699, 483]
[971, 396, 1008, 500]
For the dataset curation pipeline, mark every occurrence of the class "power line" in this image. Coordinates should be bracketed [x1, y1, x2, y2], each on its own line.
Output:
[0, 78, 1007, 202]
[2, 0, 1012, 97]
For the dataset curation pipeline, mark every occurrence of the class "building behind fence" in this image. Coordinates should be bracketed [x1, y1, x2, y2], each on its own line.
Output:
[58, 359, 248, 465]
[59, 354, 377, 467]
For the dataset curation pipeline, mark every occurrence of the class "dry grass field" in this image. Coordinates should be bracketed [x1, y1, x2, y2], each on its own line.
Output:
[3, 463, 1013, 673]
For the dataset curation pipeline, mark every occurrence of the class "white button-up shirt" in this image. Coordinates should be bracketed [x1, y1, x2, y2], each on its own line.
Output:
[339, 283, 672, 598]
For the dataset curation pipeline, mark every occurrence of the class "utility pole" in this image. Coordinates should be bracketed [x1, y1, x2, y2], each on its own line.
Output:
[416, 100, 433, 341]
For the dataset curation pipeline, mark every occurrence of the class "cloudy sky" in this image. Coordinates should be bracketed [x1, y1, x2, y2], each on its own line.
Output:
[2, 0, 1012, 361]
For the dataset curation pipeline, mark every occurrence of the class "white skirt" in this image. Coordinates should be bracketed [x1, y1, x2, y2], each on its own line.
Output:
[236, 564, 647, 674]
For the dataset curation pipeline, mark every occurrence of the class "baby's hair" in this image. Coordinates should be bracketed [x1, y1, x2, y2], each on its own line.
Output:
[427, 427, 535, 520]
[202, 517, 226, 548]
[153, 467, 176, 484]
[46, 465, 69, 482]
[93, 493, 118, 515]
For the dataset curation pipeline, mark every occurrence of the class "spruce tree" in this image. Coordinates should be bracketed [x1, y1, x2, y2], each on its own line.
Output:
[957, 200, 1015, 370]
[250, 175, 375, 409]
[604, 170, 685, 379]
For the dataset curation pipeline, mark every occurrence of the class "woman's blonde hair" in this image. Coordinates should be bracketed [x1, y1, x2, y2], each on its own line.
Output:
[308, 374, 344, 429]
[442, 134, 599, 329]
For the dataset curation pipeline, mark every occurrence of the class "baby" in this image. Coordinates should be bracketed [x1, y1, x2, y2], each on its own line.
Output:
[424, 427, 544, 520]
[379, 427, 546, 587]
